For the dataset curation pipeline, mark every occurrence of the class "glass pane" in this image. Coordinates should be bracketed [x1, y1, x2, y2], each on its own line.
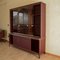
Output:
[13, 11, 18, 26]
[13, 11, 18, 32]
[24, 12, 28, 25]
[19, 13, 24, 24]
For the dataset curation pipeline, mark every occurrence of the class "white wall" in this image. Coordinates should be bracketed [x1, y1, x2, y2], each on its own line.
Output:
[46, 0, 60, 56]
[0, 0, 60, 56]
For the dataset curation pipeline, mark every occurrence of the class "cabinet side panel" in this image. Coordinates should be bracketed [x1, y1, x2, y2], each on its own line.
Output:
[10, 10, 13, 32]
[39, 3, 46, 54]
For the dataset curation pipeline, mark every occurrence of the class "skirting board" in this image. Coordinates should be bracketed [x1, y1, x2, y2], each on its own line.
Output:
[46, 52, 60, 58]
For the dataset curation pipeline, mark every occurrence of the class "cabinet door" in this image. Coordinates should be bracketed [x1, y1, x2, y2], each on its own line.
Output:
[13, 36, 20, 47]
[13, 36, 31, 51]
[32, 4, 40, 36]
[33, 15, 40, 36]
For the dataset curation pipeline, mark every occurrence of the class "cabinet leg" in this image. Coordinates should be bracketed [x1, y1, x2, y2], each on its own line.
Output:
[38, 54, 40, 58]
[9, 43, 10, 47]
[9, 42, 11, 47]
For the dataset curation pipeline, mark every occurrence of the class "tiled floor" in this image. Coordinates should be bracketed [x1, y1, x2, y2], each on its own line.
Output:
[0, 42, 60, 60]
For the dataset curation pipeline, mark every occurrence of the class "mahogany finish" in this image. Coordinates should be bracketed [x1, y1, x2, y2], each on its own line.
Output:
[9, 2, 46, 58]
[13, 36, 31, 51]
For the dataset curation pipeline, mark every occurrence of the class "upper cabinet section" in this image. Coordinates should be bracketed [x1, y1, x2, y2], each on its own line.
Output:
[10, 2, 46, 37]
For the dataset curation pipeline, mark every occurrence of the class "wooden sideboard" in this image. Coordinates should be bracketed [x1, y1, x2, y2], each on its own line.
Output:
[9, 2, 46, 58]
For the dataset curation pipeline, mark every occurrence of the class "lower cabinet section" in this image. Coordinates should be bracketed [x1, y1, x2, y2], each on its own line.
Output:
[9, 34, 45, 58]
[13, 35, 39, 53]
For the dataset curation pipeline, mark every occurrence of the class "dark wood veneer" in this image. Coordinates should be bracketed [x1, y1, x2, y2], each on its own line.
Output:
[9, 2, 46, 58]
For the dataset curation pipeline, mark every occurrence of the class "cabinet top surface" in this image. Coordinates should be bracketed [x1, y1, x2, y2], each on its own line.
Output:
[10, 2, 45, 11]
[10, 32, 40, 40]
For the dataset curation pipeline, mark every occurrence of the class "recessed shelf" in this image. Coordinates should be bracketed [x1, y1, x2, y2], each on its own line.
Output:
[31, 39, 39, 53]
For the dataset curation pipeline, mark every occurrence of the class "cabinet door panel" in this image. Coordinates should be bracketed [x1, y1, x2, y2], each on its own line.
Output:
[20, 37, 31, 50]
[13, 36, 20, 47]
[13, 36, 31, 51]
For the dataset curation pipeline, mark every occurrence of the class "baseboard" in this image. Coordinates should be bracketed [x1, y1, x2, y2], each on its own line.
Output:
[46, 52, 60, 58]
[1, 38, 9, 42]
